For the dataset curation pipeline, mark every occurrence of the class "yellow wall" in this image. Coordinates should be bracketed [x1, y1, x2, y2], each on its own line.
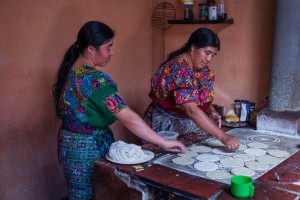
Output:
[0, 0, 275, 199]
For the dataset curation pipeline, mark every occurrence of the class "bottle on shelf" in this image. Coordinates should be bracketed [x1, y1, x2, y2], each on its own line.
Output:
[217, 0, 225, 19]
[207, 0, 217, 20]
[198, 3, 208, 20]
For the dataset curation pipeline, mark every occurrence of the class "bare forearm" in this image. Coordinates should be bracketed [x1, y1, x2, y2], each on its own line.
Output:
[183, 103, 239, 150]
[115, 107, 186, 153]
[183, 103, 225, 140]
[115, 107, 164, 146]
[206, 105, 222, 128]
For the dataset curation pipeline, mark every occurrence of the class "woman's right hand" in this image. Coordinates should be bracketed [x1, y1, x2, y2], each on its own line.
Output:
[160, 140, 186, 153]
[220, 134, 239, 150]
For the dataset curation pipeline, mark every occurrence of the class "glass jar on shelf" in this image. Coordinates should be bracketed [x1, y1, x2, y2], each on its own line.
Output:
[217, 0, 225, 19]
[183, 1, 194, 20]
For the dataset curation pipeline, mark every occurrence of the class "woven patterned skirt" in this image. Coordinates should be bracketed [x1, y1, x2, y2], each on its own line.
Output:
[144, 102, 206, 135]
[60, 128, 114, 200]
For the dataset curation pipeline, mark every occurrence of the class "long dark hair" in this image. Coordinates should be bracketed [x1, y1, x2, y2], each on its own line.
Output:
[52, 21, 115, 118]
[163, 28, 220, 65]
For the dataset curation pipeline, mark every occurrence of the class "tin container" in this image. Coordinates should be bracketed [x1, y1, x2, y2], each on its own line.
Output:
[247, 102, 256, 123]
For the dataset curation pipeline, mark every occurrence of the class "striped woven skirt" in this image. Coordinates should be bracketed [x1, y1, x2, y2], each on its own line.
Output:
[144, 102, 206, 135]
[60, 128, 114, 200]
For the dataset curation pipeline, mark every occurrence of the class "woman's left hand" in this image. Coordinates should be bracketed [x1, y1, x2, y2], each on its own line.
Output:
[208, 110, 222, 128]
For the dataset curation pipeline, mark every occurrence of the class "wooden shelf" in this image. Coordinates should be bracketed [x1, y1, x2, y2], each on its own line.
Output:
[168, 18, 234, 24]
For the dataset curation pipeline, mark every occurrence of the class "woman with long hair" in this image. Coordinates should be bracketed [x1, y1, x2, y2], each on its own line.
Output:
[144, 28, 239, 150]
[53, 21, 186, 200]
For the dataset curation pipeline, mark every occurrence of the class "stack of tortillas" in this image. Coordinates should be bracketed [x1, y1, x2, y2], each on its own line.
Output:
[108, 141, 149, 162]
[225, 109, 240, 123]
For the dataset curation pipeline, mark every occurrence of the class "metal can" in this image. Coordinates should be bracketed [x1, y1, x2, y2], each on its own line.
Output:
[199, 4, 207, 20]
[247, 102, 255, 122]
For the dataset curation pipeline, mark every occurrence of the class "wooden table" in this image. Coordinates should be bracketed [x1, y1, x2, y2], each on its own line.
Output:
[93, 130, 300, 199]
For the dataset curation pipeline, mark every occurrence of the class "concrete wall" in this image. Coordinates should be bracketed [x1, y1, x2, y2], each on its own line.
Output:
[0, 0, 275, 199]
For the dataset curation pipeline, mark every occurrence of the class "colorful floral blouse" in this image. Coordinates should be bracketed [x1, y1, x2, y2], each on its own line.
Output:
[59, 65, 127, 133]
[149, 56, 215, 117]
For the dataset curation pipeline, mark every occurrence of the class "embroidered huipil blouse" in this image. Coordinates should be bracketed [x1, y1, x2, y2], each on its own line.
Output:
[149, 57, 215, 117]
[59, 65, 127, 134]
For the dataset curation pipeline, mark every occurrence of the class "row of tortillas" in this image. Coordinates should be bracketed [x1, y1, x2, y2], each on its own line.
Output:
[171, 141, 290, 179]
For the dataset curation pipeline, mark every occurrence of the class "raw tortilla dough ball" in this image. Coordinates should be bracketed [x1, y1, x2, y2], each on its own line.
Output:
[189, 145, 212, 153]
[247, 142, 268, 149]
[244, 148, 266, 156]
[194, 161, 218, 171]
[233, 154, 256, 161]
[267, 149, 290, 158]
[206, 170, 232, 179]
[212, 147, 235, 155]
[245, 161, 269, 171]
[238, 143, 248, 151]
[196, 154, 220, 162]
[220, 158, 244, 168]
[172, 157, 195, 165]
[231, 167, 256, 177]
[207, 139, 225, 147]
[256, 154, 282, 165]
[177, 150, 198, 158]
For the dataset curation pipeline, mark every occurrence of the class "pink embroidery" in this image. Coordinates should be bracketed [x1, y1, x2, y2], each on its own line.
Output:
[176, 92, 184, 104]
[105, 97, 118, 113]
[75, 91, 84, 102]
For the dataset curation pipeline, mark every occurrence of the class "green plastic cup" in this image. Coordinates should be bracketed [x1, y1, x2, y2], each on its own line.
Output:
[231, 175, 255, 198]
